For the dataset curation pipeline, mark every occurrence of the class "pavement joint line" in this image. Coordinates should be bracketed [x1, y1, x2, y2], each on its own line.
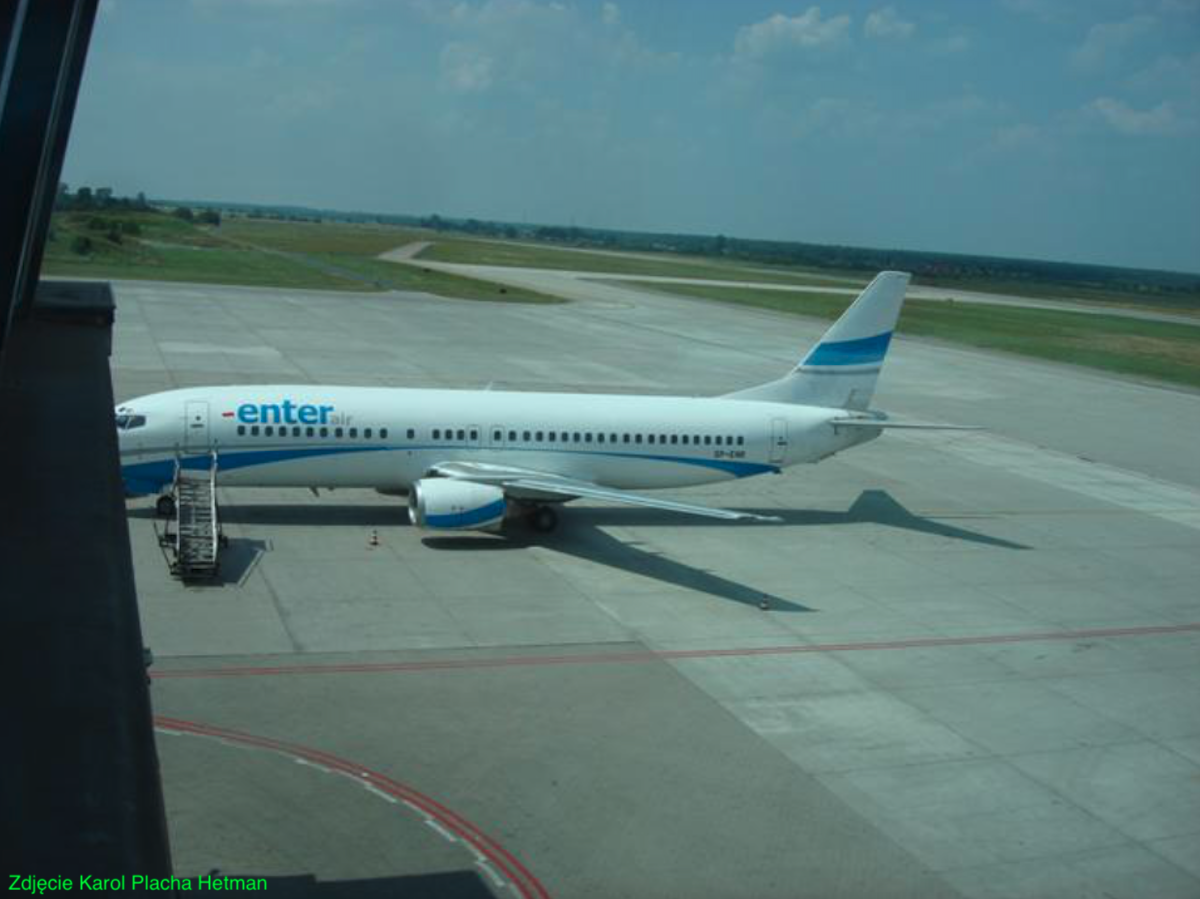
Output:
[150, 622, 1200, 680]
[154, 716, 551, 899]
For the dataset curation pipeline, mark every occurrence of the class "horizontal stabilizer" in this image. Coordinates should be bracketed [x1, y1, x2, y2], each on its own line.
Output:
[830, 418, 983, 431]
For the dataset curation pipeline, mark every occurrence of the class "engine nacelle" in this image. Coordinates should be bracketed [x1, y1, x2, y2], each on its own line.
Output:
[408, 478, 508, 532]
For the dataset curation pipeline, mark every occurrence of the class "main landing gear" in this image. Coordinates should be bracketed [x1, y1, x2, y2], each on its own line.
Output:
[155, 494, 176, 518]
[527, 505, 559, 534]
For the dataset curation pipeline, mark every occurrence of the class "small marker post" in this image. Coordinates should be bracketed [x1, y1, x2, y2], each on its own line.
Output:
[369, 529, 379, 548]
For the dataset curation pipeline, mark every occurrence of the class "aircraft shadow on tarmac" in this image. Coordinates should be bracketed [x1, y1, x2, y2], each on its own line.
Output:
[424, 490, 1024, 613]
[131, 490, 1023, 605]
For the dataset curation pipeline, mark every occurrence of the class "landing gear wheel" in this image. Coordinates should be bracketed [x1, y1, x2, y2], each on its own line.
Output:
[529, 505, 559, 533]
[155, 494, 176, 519]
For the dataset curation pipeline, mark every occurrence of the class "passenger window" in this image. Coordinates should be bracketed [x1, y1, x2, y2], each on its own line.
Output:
[523, 430, 531, 441]
[573, 432, 581, 442]
[623, 434, 630, 444]
[335, 427, 343, 438]
[585, 433, 593, 443]
[380, 428, 389, 439]
[681, 435, 689, 445]
[548, 431, 557, 442]
[738, 435, 745, 446]
[536, 431, 543, 442]
[493, 429, 502, 441]
[365, 427, 373, 439]
[349, 427, 357, 438]
[635, 434, 643, 444]
[470, 429, 478, 440]
[715, 435, 723, 446]
[457, 429, 465, 440]
[433, 429, 440, 439]
[509, 430, 517, 441]
[319, 427, 328, 437]
[251, 425, 260, 436]
[704, 435, 712, 445]
[291, 426, 300, 437]
[306, 426, 314, 437]
[237, 425, 245, 436]
[407, 428, 415, 439]
[670, 434, 678, 445]
[264, 425, 274, 436]
[597, 433, 605, 444]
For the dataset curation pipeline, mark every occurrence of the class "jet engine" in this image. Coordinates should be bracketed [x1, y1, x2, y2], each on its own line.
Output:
[408, 478, 509, 532]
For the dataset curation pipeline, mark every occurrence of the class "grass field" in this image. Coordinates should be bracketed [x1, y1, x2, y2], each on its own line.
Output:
[42, 211, 370, 291]
[42, 214, 560, 303]
[625, 280, 1200, 389]
[39, 213, 1200, 387]
[415, 235, 859, 287]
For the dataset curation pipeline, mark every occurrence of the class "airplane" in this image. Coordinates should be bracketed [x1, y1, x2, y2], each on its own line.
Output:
[116, 271, 974, 533]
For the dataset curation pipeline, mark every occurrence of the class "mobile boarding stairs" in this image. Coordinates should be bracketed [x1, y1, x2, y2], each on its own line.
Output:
[157, 450, 227, 581]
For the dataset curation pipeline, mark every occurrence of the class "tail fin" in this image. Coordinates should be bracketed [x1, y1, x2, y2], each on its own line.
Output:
[724, 271, 910, 410]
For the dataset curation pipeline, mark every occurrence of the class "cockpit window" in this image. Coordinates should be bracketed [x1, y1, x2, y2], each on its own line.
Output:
[115, 413, 147, 430]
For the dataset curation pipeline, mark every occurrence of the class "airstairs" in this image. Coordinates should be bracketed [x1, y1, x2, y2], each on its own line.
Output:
[159, 450, 225, 581]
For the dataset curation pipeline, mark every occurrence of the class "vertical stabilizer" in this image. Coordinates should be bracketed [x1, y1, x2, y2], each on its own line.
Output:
[724, 271, 910, 410]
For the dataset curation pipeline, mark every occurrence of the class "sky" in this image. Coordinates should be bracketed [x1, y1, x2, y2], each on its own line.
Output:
[63, 0, 1200, 273]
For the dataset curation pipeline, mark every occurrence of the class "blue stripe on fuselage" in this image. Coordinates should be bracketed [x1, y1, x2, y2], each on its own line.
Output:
[120, 444, 777, 493]
[802, 331, 892, 367]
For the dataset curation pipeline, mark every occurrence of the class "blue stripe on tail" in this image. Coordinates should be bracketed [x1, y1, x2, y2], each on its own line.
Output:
[803, 331, 892, 367]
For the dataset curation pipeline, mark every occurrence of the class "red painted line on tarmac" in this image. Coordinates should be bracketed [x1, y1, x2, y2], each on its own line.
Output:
[154, 716, 551, 899]
[152, 622, 1200, 680]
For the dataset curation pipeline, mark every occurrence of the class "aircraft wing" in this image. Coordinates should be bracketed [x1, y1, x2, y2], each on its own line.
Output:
[429, 461, 781, 523]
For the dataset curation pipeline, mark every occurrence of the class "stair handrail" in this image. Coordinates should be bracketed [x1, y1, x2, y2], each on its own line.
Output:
[208, 449, 219, 563]
[172, 453, 183, 561]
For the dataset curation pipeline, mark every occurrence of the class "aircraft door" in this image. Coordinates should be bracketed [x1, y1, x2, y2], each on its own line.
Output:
[489, 424, 506, 448]
[184, 400, 210, 452]
[769, 417, 788, 464]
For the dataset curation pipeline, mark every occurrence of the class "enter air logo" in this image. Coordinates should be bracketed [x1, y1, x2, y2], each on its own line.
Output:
[224, 401, 353, 425]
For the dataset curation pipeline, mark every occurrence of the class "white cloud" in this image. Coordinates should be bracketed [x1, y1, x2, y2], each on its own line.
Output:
[601, 2, 620, 26]
[733, 8, 852, 60]
[864, 7, 915, 40]
[439, 42, 494, 92]
[992, 122, 1042, 151]
[1071, 16, 1156, 72]
[1086, 97, 1186, 134]
[1128, 51, 1200, 95]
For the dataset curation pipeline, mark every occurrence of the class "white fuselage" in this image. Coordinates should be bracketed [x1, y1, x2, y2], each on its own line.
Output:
[117, 385, 875, 496]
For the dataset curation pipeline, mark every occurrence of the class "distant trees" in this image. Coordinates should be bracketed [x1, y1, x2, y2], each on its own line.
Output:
[56, 184, 154, 213]
[172, 206, 195, 222]
[197, 209, 221, 226]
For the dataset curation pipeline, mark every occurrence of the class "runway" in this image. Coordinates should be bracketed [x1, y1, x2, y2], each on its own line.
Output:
[112, 274, 1200, 897]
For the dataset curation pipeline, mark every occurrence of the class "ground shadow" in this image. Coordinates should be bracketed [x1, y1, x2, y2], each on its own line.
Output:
[423, 489, 1025, 611]
[207, 537, 270, 587]
[575, 489, 1029, 550]
[131, 503, 409, 528]
[424, 526, 812, 613]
